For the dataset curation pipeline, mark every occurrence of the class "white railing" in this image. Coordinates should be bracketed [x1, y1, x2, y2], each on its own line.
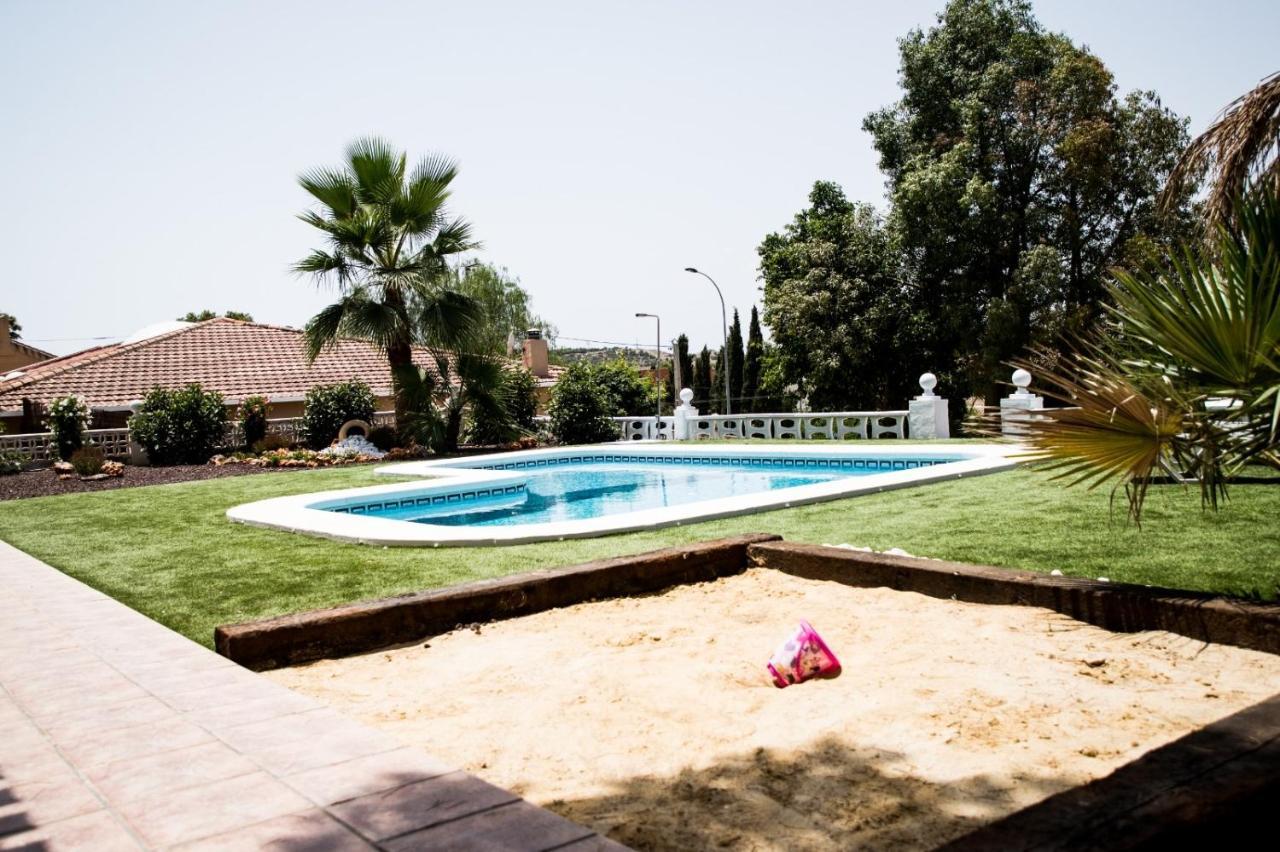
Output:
[2, 412, 399, 463]
[685, 411, 909, 440]
[0, 428, 132, 462]
[532, 411, 912, 442]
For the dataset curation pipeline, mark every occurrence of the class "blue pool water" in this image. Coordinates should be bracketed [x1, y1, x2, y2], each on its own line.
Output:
[328, 455, 957, 528]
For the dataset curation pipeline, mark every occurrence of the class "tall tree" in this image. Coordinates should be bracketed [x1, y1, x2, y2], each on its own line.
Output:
[759, 182, 923, 410]
[294, 137, 483, 426]
[665, 334, 693, 405]
[862, 0, 1194, 401]
[711, 347, 727, 414]
[449, 262, 554, 355]
[742, 306, 764, 412]
[0, 312, 21, 338]
[693, 346, 713, 412]
[727, 309, 745, 410]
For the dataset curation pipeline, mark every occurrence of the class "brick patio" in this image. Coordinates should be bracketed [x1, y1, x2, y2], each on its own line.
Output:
[0, 540, 623, 851]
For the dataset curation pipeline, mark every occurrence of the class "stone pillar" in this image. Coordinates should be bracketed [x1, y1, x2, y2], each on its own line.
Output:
[1000, 369, 1043, 436]
[673, 388, 698, 440]
[908, 373, 950, 439]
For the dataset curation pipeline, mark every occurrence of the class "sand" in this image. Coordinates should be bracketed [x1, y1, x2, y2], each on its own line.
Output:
[268, 570, 1280, 851]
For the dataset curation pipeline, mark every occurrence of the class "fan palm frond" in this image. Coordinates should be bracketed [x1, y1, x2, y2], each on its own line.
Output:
[1162, 71, 1280, 227]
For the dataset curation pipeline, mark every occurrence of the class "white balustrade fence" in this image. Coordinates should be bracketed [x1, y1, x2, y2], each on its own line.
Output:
[2, 412, 399, 463]
[684, 412, 909, 440]
[0, 428, 132, 462]
[532, 410, 913, 442]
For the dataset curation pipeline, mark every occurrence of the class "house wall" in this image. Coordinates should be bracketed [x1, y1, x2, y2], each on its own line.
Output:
[0, 318, 51, 374]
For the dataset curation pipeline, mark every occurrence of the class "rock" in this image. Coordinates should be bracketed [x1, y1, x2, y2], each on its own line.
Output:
[79, 473, 110, 482]
[52, 461, 74, 474]
[102, 461, 125, 478]
[1050, 569, 1063, 577]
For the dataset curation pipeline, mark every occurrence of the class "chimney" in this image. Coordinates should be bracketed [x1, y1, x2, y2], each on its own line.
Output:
[521, 329, 550, 378]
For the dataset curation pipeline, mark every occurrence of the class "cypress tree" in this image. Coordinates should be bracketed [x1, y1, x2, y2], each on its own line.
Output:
[728, 309, 745, 411]
[666, 334, 693, 404]
[742, 306, 763, 413]
[692, 346, 712, 412]
[711, 347, 726, 414]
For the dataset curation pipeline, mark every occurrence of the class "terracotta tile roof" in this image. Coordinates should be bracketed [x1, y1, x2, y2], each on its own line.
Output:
[0, 318, 471, 411]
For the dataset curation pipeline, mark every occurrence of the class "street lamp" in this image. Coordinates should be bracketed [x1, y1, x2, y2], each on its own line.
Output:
[683, 267, 731, 415]
[635, 312, 662, 434]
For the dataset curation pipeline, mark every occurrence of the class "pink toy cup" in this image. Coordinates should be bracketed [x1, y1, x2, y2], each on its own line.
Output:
[767, 620, 840, 688]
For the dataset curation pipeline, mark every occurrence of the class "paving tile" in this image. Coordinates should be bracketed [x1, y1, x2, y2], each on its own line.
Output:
[58, 715, 214, 769]
[382, 800, 595, 851]
[0, 649, 104, 683]
[216, 708, 396, 776]
[0, 775, 103, 836]
[86, 740, 258, 807]
[41, 695, 176, 745]
[181, 690, 316, 733]
[17, 679, 151, 721]
[159, 674, 292, 713]
[112, 771, 310, 848]
[282, 747, 455, 806]
[0, 808, 141, 851]
[328, 771, 519, 842]
[0, 728, 76, 785]
[169, 809, 375, 851]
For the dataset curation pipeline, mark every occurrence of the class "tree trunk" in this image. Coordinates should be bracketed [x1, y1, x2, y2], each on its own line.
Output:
[386, 341, 415, 430]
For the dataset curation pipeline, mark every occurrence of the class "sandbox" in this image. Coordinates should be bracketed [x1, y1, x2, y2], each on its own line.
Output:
[267, 568, 1280, 851]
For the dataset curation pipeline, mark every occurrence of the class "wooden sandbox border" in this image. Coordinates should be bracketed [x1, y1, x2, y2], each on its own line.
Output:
[215, 536, 1280, 848]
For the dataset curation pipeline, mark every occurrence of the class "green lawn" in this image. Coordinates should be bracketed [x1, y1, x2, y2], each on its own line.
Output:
[1, 462, 1277, 647]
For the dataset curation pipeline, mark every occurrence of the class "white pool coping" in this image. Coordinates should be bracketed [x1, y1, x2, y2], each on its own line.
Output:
[226, 442, 1019, 547]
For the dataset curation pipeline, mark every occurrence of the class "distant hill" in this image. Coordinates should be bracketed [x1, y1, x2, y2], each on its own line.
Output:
[551, 347, 660, 368]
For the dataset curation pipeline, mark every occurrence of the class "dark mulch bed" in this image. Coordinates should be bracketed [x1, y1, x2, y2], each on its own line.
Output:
[0, 445, 522, 502]
[0, 463, 321, 501]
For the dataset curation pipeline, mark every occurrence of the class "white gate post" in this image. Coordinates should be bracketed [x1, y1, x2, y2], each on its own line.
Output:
[673, 388, 698, 440]
[908, 373, 950, 439]
[1000, 369, 1043, 436]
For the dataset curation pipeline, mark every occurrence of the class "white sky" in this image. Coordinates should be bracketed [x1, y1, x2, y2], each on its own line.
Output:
[3, 0, 1277, 356]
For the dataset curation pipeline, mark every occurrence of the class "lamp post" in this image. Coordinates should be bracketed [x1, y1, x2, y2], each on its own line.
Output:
[683, 268, 731, 415]
[635, 312, 662, 436]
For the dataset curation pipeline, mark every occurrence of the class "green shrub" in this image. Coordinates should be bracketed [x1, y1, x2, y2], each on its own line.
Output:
[469, 368, 539, 445]
[548, 364, 621, 445]
[70, 445, 105, 476]
[594, 359, 656, 416]
[301, 381, 376, 449]
[251, 433, 292, 453]
[46, 395, 91, 461]
[240, 396, 270, 449]
[366, 425, 399, 451]
[129, 384, 227, 465]
[0, 450, 23, 475]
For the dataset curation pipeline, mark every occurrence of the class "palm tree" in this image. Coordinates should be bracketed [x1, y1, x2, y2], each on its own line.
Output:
[1162, 71, 1280, 228]
[295, 137, 483, 426]
[1016, 188, 1280, 521]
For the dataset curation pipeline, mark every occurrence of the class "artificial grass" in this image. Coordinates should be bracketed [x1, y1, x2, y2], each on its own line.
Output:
[0, 462, 1277, 648]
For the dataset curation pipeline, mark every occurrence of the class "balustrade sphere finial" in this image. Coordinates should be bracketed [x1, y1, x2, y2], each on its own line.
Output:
[918, 373, 937, 396]
[1012, 368, 1032, 390]
[679, 388, 694, 405]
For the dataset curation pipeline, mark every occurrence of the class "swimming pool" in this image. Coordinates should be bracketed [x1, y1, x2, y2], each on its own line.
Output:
[227, 443, 1017, 546]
